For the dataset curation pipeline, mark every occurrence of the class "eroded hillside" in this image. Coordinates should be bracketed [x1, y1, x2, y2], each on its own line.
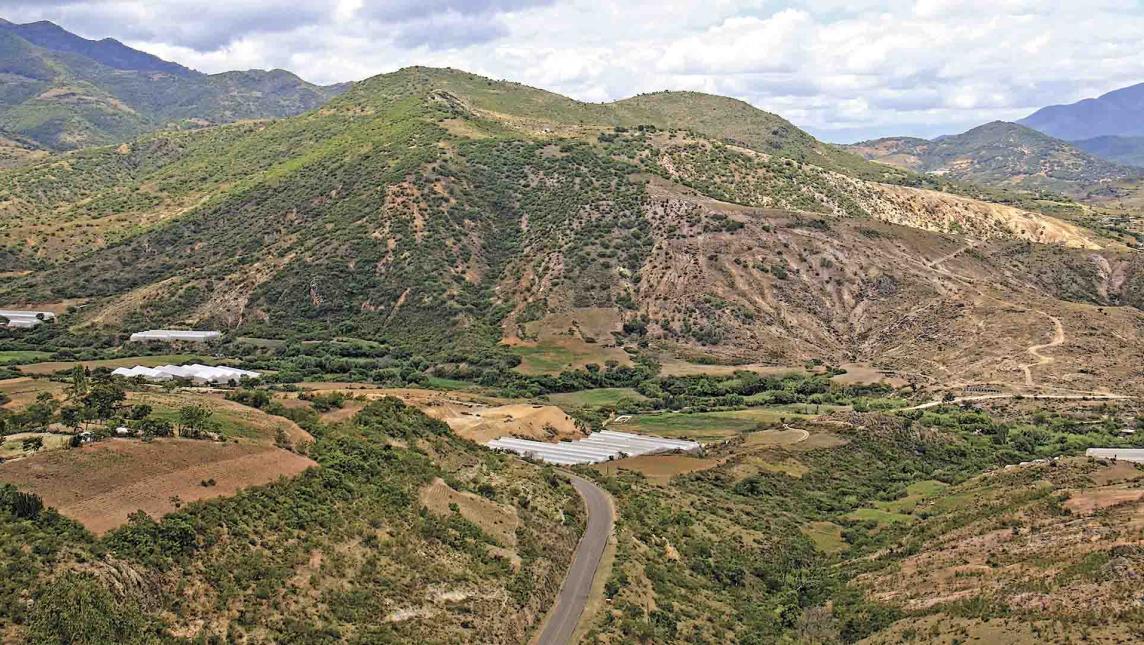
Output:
[2, 67, 1140, 395]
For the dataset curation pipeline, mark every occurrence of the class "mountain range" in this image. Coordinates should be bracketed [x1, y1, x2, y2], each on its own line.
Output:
[844, 121, 1142, 198]
[0, 18, 347, 150]
[1019, 82, 1144, 140]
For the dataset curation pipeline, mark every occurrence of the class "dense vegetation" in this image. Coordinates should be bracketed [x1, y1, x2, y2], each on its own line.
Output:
[0, 398, 581, 642]
[583, 407, 1143, 643]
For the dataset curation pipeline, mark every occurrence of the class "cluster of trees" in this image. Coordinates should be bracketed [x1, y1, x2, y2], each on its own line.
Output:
[0, 368, 221, 448]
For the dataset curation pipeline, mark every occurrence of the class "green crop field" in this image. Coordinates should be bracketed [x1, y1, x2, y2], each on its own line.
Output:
[0, 351, 53, 365]
[547, 387, 647, 408]
[621, 407, 811, 441]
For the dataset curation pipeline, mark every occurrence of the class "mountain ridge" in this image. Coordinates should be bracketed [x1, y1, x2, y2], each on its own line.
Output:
[1019, 82, 1144, 140]
[844, 121, 1141, 198]
[0, 18, 348, 150]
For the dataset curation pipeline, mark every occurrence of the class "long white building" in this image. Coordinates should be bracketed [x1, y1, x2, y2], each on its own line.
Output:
[0, 309, 56, 329]
[1086, 448, 1144, 464]
[129, 330, 221, 342]
[487, 430, 701, 465]
[112, 363, 259, 384]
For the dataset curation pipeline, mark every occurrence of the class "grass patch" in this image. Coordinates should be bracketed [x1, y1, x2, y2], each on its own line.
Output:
[621, 408, 811, 441]
[801, 521, 848, 554]
[548, 387, 647, 408]
[424, 377, 474, 391]
[510, 344, 578, 375]
[844, 508, 914, 525]
[874, 479, 949, 514]
[0, 350, 53, 365]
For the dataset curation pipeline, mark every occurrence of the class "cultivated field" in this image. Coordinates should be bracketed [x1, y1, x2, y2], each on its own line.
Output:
[505, 308, 633, 375]
[590, 454, 720, 484]
[0, 377, 65, 410]
[0, 439, 316, 534]
[618, 408, 813, 442]
[546, 387, 647, 409]
[15, 354, 209, 376]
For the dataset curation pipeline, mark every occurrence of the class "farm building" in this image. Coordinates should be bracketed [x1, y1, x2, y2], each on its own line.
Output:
[487, 430, 700, 465]
[0, 309, 56, 329]
[111, 363, 260, 384]
[129, 330, 221, 342]
[1085, 448, 1144, 464]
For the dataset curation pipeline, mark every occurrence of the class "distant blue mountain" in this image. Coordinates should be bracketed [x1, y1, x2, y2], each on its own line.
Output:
[1019, 82, 1144, 140]
[0, 18, 193, 76]
[1072, 135, 1144, 168]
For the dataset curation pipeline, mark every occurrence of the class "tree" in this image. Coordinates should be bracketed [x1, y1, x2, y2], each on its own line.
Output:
[82, 381, 125, 422]
[59, 405, 84, 432]
[177, 405, 213, 438]
[68, 365, 89, 400]
[137, 417, 172, 439]
[22, 394, 57, 431]
[21, 437, 44, 453]
[127, 404, 152, 421]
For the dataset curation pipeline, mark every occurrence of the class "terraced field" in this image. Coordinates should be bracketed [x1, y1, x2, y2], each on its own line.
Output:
[0, 439, 316, 534]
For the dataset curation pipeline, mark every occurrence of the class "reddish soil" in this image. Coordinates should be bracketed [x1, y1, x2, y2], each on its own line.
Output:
[0, 438, 316, 535]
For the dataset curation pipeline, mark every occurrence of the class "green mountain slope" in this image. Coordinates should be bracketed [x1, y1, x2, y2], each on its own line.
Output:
[0, 20, 346, 150]
[2, 67, 1140, 394]
[845, 121, 1141, 198]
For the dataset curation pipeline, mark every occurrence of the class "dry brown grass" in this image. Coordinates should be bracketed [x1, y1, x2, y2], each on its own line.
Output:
[419, 478, 519, 548]
[0, 377, 66, 410]
[591, 454, 720, 484]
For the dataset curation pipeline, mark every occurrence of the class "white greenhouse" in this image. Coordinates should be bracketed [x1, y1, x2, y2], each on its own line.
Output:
[487, 430, 700, 465]
[112, 363, 260, 384]
[129, 330, 222, 342]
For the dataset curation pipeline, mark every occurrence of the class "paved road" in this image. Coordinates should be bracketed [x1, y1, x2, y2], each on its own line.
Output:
[536, 473, 614, 645]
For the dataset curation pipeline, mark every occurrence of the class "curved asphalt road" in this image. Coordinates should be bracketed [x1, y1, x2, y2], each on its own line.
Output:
[536, 473, 614, 645]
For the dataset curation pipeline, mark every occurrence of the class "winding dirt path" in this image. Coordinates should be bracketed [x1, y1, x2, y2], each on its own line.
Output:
[1019, 312, 1066, 386]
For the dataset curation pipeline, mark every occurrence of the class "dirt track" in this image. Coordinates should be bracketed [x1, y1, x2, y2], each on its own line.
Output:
[908, 392, 1129, 411]
[1019, 313, 1066, 386]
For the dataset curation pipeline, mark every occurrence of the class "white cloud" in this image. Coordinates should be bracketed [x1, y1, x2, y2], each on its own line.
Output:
[2, 0, 1142, 141]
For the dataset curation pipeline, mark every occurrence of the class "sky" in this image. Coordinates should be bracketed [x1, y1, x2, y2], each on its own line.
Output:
[2, 0, 1142, 142]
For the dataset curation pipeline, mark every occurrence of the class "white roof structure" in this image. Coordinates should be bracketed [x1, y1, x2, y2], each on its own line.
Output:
[1086, 448, 1144, 464]
[129, 330, 221, 342]
[0, 309, 56, 329]
[112, 363, 260, 384]
[487, 430, 700, 465]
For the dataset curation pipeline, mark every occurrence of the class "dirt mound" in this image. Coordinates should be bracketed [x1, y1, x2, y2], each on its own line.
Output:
[432, 403, 584, 444]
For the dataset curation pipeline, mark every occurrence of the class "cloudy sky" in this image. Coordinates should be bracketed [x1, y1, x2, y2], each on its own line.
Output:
[3, 0, 1142, 141]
